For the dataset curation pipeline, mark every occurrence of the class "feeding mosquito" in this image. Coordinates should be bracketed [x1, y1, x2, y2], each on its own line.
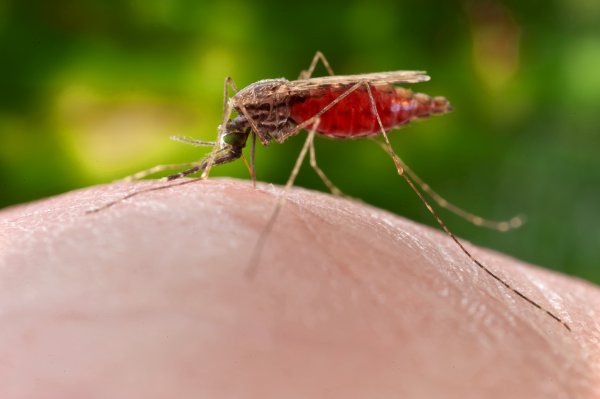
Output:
[89, 51, 570, 332]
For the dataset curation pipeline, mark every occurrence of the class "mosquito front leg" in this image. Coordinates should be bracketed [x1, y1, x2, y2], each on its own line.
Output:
[245, 120, 320, 278]
[299, 51, 335, 79]
[362, 82, 570, 331]
[90, 77, 242, 213]
[202, 77, 240, 180]
[89, 146, 243, 213]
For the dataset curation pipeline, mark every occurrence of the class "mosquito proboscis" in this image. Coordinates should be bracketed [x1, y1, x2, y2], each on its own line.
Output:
[87, 51, 570, 332]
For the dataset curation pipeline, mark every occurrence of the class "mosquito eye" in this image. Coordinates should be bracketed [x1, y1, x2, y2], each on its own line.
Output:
[223, 132, 247, 147]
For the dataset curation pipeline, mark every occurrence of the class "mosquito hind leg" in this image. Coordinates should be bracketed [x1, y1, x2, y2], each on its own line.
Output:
[299, 51, 335, 79]
[362, 82, 570, 331]
[369, 138, 524, 231]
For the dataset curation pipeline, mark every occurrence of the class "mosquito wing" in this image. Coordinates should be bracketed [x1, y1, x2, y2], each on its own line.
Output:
[289, 71, 430, 92]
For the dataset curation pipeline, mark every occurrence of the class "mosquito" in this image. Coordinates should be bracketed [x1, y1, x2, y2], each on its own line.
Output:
[89, 51, 570, 332]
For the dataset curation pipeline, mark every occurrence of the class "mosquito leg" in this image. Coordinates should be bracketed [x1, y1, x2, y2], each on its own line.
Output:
[309, 137, 344, 196]
[399, 147, 524, 230]
[225, 76, 239, 94]
[245, 120, 320, 278]
[250, 130, 257, 188]
[369, 138, 524, 231]
[298, 51, 335, 79]
[91, 146, 241, 213]
[89, 77, 241, 214]
[362, 83, 570, 331]
[119, 137, 215, 182]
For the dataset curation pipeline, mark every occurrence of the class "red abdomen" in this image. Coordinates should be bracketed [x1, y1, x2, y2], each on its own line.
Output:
[288, 85, 452, 138]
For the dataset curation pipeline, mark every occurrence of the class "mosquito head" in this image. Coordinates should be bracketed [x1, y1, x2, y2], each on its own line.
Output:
[222, 131, 249, 148]
[221, 116, 250, 149]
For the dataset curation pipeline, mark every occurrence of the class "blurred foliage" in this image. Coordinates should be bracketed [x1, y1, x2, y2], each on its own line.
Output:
[1, 0, 599, 283]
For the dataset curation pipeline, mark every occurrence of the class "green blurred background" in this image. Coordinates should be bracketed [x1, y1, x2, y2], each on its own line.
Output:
[1, 0, 599, 283]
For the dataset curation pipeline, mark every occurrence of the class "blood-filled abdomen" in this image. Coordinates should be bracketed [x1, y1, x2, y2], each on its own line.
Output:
[288, 85, 452, 138]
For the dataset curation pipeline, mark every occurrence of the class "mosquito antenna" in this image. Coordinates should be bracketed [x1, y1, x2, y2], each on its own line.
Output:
[363, 83, 570, 332]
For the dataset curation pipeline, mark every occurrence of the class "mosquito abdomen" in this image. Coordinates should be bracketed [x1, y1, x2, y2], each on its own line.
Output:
[288, 85, 452, 138]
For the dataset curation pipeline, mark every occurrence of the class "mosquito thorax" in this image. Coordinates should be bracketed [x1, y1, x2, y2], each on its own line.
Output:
[231, 78, 294, 145]
[233, 78, 291, 107]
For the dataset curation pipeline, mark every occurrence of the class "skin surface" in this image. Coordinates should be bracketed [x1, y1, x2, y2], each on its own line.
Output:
[0, 178, 599, 398]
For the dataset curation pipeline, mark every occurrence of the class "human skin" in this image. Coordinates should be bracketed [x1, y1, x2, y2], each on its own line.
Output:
[0, 178, 598, 398]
